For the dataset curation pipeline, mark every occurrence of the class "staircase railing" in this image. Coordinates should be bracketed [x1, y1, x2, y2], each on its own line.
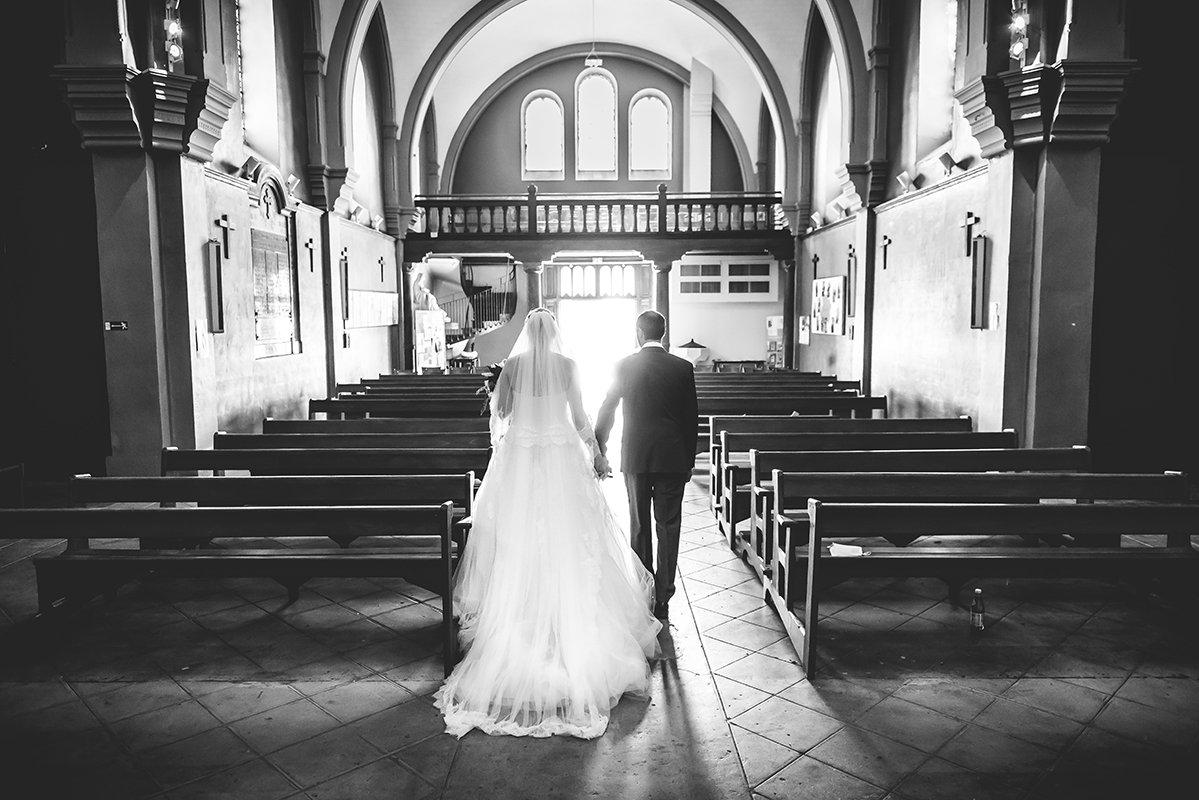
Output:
[439, 272, 517, 344]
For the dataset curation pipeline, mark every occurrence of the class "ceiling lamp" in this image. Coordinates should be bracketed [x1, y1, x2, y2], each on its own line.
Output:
[585, 0, 602, 67]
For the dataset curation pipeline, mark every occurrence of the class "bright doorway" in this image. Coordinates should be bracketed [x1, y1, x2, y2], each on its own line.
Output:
[557, 297, 640, 410]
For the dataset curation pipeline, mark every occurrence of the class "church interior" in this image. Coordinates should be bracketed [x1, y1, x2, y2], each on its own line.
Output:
[1, 1, 1197, 798]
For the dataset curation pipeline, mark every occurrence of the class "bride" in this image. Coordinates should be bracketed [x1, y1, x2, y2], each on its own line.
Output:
[434, 308, 662, 739]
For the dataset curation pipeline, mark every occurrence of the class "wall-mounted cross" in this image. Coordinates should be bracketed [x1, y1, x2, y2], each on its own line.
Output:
[378, 256, 386, 283]
[215, 214, 236, 259]
[960, 211, 981, 256]
[881, 235, 893, 270]
[846, 244, 858, 317]
[811, 253, 820, 278]
[303, 238, 317, 273]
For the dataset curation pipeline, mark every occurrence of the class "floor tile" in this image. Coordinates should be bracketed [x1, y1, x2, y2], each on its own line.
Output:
[309, 679, 414, 723]
[167, 758, 298, 800]
[778, 677, 889, 722]
[972, 696, 1084, 750]
[853, 697, 965, 754]
[999, 676, 1109, 723]
[716, 651, 804, 695]
[1091, 695, 1199, 749]
[306, 756, 437, 800]
[194, 682, 302, 723]
[1113, 675, 1199, 716]
[729, 725, 800, 786]
[713, 674, 771, 719]
[732, 696, 842, 752]
[936, 724, 1057, 790]
[891, 678, 997, 721]
[706, 617, 786, 651]
[135, 726, 258, 790]
[349, 696, 448, 753]
[893, 757, 1025, 800]
[108, 698, 223, 753]
[266, 726, 384, 787]
[84, 679, 191, 724]
[756, 755, 886, 800]
[807, 725, 929, 790]
[228, 700, 342, 754]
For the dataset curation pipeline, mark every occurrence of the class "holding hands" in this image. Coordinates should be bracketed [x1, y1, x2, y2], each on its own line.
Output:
[593, 453, 612, 480]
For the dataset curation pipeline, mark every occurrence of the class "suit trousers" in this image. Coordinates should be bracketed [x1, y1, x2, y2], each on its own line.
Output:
[624, 471, 690, 607]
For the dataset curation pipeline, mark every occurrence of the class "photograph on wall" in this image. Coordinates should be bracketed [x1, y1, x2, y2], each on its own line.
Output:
[414, 309, 447, 371]
[811, 276, 846, 336]
[797, 315, 811, 344]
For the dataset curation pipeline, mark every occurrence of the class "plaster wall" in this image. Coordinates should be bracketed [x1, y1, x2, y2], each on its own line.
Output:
[797, 216, 862, 381]
[871, 167, 1006, 426]
[333, 217, 398, 383]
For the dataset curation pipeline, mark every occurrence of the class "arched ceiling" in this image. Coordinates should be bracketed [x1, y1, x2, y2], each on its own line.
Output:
[320, 0, 825, 195]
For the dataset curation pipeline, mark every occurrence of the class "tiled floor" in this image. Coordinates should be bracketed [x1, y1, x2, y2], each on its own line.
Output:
[2, 474, 1198, 799]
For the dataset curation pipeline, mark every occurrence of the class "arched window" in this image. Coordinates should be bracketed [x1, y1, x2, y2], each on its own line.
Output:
[575, 68, 617, 180]
[629, 90, 671, 181]
[521, 91, 564, 181]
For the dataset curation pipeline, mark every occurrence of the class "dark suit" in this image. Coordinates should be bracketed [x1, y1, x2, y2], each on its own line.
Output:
[595, 343, 699, 608]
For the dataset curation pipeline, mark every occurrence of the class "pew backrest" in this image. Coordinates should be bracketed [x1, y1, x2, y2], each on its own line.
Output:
[214, 431, 491, 450]
[162, 446, 492, 477]
[264, 417, 491, 433]
[698, 396, 887, 417]
[309, 397, 486, 418]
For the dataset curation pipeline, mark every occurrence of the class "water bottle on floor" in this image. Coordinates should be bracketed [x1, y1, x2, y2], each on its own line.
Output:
[969, 588, 986, 635]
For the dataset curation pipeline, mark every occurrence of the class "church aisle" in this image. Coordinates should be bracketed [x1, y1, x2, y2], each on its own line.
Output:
[0, 477, 1197, 798]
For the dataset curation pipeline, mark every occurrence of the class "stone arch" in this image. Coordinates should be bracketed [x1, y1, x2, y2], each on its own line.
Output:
[323, 0, 401, 228]
[438, 43, 753, 195]
[399, 0, 793, 209]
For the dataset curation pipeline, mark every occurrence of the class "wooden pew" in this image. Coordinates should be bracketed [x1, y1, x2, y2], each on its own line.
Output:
[339, 384, 486, 397]
[719, 429, 1019, 545]
[1, 464, 23, 508]
[753, 446, 1092, 593]
[214, 431, 491, 450]
[707, 416, 975, 514]
[263, 417, 490, 433]
[162, 446, 492, 477]
[68, 472, 476, 550]
[6, 503, 461, 674]
[697, 395, 887, 419]
[782, 482, 1198, 676]
[309, 397, 487, 419]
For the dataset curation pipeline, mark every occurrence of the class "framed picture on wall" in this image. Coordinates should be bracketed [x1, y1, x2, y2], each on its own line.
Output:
[797, 315, 811, 344]
[811, 276, 846, 336]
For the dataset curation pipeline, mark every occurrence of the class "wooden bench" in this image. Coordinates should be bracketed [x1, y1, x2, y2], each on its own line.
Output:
[1, 463, 23, 508]
[1, 503, 462, 674]
[697, 395, 887, 419]
[162, 446, 492, 478]
[263, 417, 490, 434]
[782, 486, 1198, 676]
[706, 416, 975, 514]
[68, 472, 476, 550]
[719, 429, 1019, 544]
[310, 397, 487, 419]
[214, 431, 492, 450]
[751, 446, 1093, 591]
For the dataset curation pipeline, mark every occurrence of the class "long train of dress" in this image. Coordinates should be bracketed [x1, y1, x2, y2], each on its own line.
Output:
[434, 393, 662, 739]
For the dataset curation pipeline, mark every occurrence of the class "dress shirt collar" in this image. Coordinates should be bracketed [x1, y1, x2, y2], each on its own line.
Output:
[639, 341, 666, 351]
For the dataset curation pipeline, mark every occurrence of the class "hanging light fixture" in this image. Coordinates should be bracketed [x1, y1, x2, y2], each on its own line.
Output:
[165, 0, 184, 65]
[584, 0, 602, 67]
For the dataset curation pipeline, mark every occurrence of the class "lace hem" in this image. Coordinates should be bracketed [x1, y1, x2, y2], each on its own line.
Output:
[434, 685, 609, 740]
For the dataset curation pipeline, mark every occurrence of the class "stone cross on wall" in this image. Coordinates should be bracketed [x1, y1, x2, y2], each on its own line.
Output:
[881, 235, 893, 270]
[379, 256, 386, 283]
[811, 253, 820, 278]
[303, 238, 317, 272]
[215, 214, 236, 259]
[960, 212, 981, 256]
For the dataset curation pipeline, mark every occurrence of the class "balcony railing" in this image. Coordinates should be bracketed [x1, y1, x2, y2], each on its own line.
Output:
[410, 185, 788, 238]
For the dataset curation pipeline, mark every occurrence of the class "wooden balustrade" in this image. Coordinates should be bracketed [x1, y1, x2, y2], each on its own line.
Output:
[410, 185, 786, 239]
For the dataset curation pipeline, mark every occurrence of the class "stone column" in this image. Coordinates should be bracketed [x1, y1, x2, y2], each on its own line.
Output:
[780, 260, 796, 369]
[56, 65, 212, 475]
[653, 263, 672, 350]
[523, 261, 544, 310]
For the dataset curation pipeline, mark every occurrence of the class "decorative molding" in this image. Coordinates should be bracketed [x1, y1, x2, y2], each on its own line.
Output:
[54, 65, 143, 150]
[387, 206, 421, 239]
[187, 80, 236, 163]
[955, 76, 1010, 159]
[1050, 60, 1138, 144]
[834, 163, 869, 212]
[1002, 64, 1061, 149]
[329, 167, 360, 218]
[130, 69, 205, 154]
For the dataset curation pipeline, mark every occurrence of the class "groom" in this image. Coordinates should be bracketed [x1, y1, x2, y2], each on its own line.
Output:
[595, 310, 699, 621]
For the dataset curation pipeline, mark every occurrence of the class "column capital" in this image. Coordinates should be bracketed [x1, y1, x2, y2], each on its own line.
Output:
[1051, 60, 1139, 144]
[53, 64, 142, 150]
[652, 262, 672, 273]
[1002, 64, 1062, 149]
[130, 69, 206, 154]
[187, 80, 236, 163]
[521, 261, 544, 274]
[955, 76, 1011, 158]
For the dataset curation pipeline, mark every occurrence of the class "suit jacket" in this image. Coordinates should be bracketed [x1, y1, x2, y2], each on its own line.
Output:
[595, 345, 699, 474]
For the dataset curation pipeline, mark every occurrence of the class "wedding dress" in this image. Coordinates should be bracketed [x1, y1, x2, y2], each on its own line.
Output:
[434, 309, 662, 739]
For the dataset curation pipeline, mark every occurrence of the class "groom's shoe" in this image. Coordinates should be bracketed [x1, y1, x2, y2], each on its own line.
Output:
[653, 601, 669, 620]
